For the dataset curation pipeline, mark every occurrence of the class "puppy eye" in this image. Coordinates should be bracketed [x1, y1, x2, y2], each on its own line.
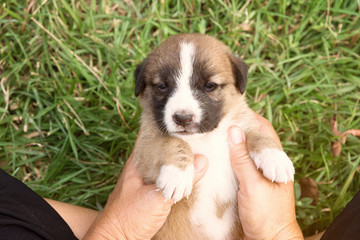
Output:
[204, 82, 218, 92]
[155, 83, 168, 92]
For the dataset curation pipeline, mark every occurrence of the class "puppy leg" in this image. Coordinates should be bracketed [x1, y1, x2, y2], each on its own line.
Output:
[134, 128, 194, 202]
[246, 133, 295, 183]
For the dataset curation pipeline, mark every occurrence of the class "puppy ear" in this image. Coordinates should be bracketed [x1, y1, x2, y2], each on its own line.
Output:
[228, 55, 248, 94]
[134, 60, 147, 97]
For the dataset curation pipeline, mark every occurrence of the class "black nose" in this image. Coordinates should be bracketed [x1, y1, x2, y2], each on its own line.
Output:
[173, 113, 194, 127]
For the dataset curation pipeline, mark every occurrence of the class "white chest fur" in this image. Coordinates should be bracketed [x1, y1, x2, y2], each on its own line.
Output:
[185, 124, 238, 240]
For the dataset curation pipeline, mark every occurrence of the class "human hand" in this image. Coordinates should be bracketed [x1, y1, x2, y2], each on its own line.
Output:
[227, 114, 303, 240]
[83, 151, 208, 240]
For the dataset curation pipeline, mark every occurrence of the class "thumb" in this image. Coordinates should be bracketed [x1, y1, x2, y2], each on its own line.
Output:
[193, 154, 208, 185]
[227, 126, 263, 183]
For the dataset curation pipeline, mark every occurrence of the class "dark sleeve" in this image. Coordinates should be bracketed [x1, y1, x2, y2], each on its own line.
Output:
[321, 190, 360, 240]
[0, 169, 78, 240]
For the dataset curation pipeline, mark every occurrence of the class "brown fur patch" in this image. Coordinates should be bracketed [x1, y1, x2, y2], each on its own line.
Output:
[230, 216, 244, 240]
[246, 132, 282, 154]
[215, 198, 232, 219]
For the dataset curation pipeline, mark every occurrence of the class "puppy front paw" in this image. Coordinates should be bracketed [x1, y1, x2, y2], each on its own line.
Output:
[250, 148, 295, 183]
[156, 165, 194, 203]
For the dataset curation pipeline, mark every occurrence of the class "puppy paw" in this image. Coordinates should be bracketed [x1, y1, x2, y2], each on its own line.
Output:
[250, 148, 295, 183]
[156, 165, 194, 203]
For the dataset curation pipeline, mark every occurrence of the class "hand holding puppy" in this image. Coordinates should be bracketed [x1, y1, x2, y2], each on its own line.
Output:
[83, 153, 208, 240]
[227, 114, 303, 240]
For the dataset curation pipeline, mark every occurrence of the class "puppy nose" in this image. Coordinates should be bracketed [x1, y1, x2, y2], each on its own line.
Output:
[173, 113, 194, 127]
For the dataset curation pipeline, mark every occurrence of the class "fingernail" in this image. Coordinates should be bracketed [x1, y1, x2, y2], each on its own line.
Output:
[229, 126, 245, 145]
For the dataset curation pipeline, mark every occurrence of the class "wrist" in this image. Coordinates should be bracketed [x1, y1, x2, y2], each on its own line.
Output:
[243, 220, 303, 240]
[83, 210, 127, 240]
[272, 220, 303, 240]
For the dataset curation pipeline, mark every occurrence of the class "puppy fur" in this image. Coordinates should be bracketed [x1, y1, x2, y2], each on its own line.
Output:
[134, 33, 295, 240]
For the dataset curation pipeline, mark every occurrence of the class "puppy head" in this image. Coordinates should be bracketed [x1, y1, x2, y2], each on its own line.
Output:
[135, 34, 247, 138]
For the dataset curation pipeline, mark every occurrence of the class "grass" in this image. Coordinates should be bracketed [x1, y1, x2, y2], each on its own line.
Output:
[1, 0, 359, 236]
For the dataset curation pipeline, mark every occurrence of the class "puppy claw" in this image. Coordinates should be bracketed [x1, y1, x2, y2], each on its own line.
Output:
[250, 148, 295, 183]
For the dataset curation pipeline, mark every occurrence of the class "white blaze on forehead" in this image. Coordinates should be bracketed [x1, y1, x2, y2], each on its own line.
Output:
[164, 42, 203, 133]
[179, 42, 195, 80]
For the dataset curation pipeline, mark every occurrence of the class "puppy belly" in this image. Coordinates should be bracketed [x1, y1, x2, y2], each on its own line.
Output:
[190, 188, 238, 240]
[186, 131, 239, 240]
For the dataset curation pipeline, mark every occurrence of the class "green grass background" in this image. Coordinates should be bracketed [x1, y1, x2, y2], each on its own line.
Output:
[1, 0, 359, 236]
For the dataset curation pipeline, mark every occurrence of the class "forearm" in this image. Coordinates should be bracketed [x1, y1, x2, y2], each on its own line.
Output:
[45, 199, 99, 239]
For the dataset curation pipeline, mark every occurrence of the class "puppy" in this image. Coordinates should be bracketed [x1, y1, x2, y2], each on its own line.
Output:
[134, 33, 295, 240]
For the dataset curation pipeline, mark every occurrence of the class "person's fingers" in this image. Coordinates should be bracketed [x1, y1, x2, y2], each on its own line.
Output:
[227, 125, 263, 185]
[147, 154, 207, 206]
[116, 153, 145, 189]
[193, 154, 208, 185]
[253, 112, 282, 148]
[144, 185, 174, 208]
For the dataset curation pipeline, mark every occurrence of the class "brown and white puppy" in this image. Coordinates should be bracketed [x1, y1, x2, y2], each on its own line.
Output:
[134, 33, 295, 240]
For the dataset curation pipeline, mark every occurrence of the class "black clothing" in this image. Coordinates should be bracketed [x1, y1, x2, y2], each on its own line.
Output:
[320, 190, 360, 240]
[0, 169, 77, 240]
